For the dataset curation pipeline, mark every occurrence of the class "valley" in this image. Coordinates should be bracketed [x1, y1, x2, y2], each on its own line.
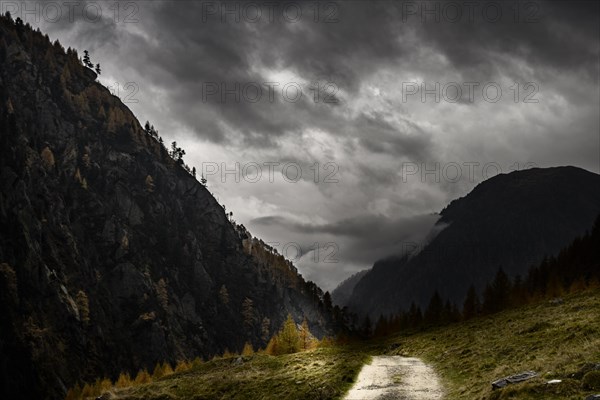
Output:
[73, 288, 600, 400]
[1, 4, 598, 399]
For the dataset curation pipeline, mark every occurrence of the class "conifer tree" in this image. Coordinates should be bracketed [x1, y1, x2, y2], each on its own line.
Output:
[482, 283, 495, 315]
[242, 342, 254, 356]
[261, 317, 271, 342]
[145, 175, 155, 193]
[462, 284, 480, 320]
[424, 290, 443, 325]
[407, 302, 423, 328]
[483, 268, 512, 314]
[492, 268, 511, 309]
[115, 372, 132, 388]
[242, 297, 254, 329]
[299, 317, 312, 349]
[134, 369, 152, 385]
[75, 290, 90, 325]
[277, 314, 301, 354]
[362, 314, 372, 337]
[83, 49, 92, 68]
[218, 285, 229, 305]
[323, 291, 333, 313]
[374, 314, 389, 337]
[160, 361, 174, 376]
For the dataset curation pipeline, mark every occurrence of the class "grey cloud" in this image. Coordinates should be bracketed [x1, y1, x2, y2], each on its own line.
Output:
[409, 1, 599, 83]
[354, 112, 431, 158]
[252, 213, 440, 256]
[249, 212, 441, 290]
[24, 0, 599, 290]
[28, 1, 599, 147]
[33, 1, 424, 149]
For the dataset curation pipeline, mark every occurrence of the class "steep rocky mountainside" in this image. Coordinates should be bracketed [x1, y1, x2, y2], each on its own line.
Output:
[0, 16, 335, 399]
[347, 166, 600, 317]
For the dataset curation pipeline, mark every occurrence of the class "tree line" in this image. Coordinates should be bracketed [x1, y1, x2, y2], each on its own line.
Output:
[64, 313, 337, 400]
[368, 214, 600, 338]
[143, 120, 208, 185]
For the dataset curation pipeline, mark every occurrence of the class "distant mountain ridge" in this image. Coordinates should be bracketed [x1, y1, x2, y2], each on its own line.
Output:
[346, 166, 600, 317]
[0, 15, 336, 399]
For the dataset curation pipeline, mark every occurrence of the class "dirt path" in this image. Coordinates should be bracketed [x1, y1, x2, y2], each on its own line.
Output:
[344, 356, 444, 400]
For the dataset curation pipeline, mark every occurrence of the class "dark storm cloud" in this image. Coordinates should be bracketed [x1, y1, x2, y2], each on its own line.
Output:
[385, 2, 599, 112]
[22, 0, 599, 148]
[23, 0, 599, 290]
[138, 0, 421, 149]
[266, 1, 408, 93]
[355, 112, 430, 158]
[19, 0, 122, 48]
[26, 0, 425, 150]
[409, 1, 599, 84]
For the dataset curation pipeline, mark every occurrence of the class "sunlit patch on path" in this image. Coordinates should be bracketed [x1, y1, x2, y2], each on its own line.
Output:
[344, 356, 444, 400]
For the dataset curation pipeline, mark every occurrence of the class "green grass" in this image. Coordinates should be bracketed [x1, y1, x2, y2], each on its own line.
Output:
[381, 288, 600, 400]
[109, 289, 600, 400]
[113, 346, 371, 400]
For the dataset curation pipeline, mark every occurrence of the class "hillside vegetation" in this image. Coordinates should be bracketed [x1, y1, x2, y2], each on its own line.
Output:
[105, 346, 370, 400]
[83, 288, 600, 400]
[384, 288, 600, 400]
[0, 13, 338, 398]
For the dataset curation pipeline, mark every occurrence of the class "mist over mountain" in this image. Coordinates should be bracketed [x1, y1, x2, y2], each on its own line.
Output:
[345, 166, 600, 317]
[331, 269, 369, 307]
[0, 15, 338, 399]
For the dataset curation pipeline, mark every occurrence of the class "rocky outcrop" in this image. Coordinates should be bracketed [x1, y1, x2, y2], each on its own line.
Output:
[0, 15, 334, 399]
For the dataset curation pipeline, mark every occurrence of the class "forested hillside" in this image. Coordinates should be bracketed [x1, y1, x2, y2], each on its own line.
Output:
[0, 14, 339, 399]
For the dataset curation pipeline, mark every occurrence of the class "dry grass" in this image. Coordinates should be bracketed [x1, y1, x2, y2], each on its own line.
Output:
[111, 346, 370, 400]
[382, 288, 600, 400]
[75, 289, 600, 400]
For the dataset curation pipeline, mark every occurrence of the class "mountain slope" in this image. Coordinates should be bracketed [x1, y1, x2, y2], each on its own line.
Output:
[347, 166, 600, 317]
[0, 15, 333, 399]
[383, 287, 600, 400]
[331, 269, 368, 307]
[69, 219, 600, 400]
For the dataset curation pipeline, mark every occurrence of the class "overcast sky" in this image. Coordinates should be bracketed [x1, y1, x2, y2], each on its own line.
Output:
[17, 0, 599, 290]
